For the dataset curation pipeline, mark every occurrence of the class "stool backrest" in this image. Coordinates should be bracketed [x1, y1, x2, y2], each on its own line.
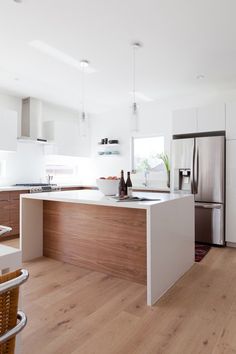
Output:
[0, 269, 29, 354]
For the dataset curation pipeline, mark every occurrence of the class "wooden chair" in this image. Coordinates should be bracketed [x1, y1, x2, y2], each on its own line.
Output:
[0, 269, 29, 354]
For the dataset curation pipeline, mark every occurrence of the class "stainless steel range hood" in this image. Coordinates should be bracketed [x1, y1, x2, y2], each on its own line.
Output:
[18, 97, 48, 143]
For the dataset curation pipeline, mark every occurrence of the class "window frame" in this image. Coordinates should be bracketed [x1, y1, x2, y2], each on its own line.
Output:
[131, 134, 165, 173]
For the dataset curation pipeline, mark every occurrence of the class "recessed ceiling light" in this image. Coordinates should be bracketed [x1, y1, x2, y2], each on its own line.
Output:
[29, 40, 96, 73]
[196, 74, 205, 80]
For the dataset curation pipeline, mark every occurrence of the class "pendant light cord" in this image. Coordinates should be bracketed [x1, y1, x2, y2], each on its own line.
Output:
[81, 62, 85, 115]
[132, 44, 136, 104]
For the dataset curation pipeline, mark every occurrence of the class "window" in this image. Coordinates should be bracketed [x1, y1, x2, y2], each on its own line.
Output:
[132, 136, 164, 172]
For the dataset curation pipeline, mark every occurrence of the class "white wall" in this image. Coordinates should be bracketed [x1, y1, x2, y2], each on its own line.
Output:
[0, 143, 44, 185]
[0, 92, 22, 136]
[0, 93, 44, 186]
[0, 94, 90, 186]
[42, 101, 79, 124]
[89, 101, 172, 187]
[2, 89, 236, 187]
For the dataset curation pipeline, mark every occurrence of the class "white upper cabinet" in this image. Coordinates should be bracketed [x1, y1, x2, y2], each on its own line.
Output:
[226, 140, 236, 243]
[172, 103, 226, 135]
[226, 102, 236, 140]
[43, 119, 90, 157]
[0, 110, 17, 151]
[197, 103, 226, 133]
[172, 108, 197, 135]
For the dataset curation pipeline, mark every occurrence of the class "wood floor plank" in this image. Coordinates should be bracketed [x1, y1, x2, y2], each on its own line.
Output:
[22, 247, 236, 354]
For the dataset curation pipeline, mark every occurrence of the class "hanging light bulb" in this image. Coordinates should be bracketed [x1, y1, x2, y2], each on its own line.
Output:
[80, 59, 89, 137]
[131, 42, 142, 132]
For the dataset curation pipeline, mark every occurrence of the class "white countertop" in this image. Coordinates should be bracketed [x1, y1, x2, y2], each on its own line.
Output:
[0, 186, 31, 191]
[21, 189, 190, 210]
[0, 184, 170, 193]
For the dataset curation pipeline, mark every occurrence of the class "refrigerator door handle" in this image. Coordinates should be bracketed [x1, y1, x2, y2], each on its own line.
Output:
[194, 146, 199, 194]
[191, 142, 195, 194]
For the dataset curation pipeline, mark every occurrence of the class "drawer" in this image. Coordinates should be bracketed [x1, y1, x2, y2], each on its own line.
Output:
[0, 201, 10, 224]
[9, 190, 29, 200]
[0, 192, 9, 201]
[9, 199, 20, 236]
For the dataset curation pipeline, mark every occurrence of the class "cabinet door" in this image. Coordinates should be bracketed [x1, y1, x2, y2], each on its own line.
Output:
[197, 103, 225, 133]
[226, 102, 236, 139]
[226, 140, 236, 243]
[0, 193, 10, 233]
[0, 110, 17, 151]
[9, 200, 19, 236]
[172, 108, 198, 135]
[9, 191, 28, 236]
[0, 201, 10, 225]
[43, 120, 89, 157]
[9, 192, 20, 236]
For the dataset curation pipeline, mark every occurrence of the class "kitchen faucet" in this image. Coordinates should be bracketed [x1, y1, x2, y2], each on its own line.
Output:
[143, 170, 149, 187]
[47, 175, 53, 185]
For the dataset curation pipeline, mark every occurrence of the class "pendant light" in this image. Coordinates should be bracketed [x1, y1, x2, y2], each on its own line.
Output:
[80, 59, 89, 137]
[131, 42, 142, 132]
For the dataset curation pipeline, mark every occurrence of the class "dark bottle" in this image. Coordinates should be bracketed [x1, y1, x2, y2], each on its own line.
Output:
[119, 170, 127, 197]
[126, 171, 132, 196]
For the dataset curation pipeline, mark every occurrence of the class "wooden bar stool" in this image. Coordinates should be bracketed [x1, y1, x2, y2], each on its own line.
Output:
[0, 269, 29, 354]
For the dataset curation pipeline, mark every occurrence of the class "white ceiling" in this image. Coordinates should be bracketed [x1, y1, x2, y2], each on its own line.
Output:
[1, 0, 236, 113]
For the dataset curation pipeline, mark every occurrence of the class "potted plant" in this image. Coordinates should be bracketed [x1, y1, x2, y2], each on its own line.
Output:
[159, 153, 171, 188]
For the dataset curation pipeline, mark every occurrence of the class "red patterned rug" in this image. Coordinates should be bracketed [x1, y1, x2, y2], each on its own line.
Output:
[195, 243, 211, 262]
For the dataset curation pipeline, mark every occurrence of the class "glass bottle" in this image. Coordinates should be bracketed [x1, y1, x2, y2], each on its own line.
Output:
[119, 170, 126, 197]
[126, 171, 132, 197]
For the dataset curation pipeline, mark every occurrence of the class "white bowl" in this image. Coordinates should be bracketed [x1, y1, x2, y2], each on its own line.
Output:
[96, 179, 120, 196]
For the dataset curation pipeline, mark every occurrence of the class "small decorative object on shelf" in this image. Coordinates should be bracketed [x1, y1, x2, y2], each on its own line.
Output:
[98, 138, 119, 145]
[97, 138, 120, 156]
[159, 153, 171, 188]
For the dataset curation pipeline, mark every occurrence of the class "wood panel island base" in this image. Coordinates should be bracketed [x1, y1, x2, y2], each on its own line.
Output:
[44, 201, 147, 284]
[20, 190, 194, 305]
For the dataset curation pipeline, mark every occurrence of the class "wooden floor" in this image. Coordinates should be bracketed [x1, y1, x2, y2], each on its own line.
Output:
[21, 247, 236, 354]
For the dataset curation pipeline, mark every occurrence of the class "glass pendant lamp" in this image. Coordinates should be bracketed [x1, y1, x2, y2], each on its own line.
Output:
[130, 42, 142, 132]
[80, 59, 89, 137]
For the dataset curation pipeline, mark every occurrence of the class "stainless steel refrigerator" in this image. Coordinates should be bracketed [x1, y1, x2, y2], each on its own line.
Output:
[172, 133, 225, 245]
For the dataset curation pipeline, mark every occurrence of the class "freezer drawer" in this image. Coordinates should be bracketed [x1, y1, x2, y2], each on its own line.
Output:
[195, 203, 224, 245]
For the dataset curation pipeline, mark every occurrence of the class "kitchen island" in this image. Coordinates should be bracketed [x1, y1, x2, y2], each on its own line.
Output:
[20, 190, 194, 305]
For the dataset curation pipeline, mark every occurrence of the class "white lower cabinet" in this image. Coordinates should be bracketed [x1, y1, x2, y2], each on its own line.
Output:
[0, 110, 17, 151]
[226, 140, 236, 243]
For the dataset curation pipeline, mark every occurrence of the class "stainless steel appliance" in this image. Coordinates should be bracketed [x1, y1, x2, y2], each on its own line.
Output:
[172, 132, 225, 245]
[14, 183, 61, 193]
